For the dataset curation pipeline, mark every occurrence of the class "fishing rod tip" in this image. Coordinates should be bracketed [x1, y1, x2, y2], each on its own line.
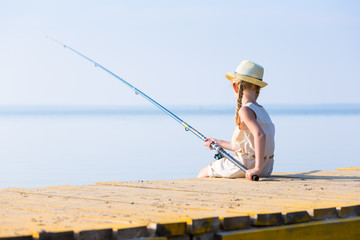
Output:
[46, 36, 66, 47]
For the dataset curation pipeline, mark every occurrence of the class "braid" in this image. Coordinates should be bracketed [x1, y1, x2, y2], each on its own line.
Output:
[234, 81, 245, 126]
[233, 81, 260, 126]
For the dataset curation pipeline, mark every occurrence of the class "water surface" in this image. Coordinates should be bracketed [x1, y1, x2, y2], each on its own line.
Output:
[0, 105, 359, 187]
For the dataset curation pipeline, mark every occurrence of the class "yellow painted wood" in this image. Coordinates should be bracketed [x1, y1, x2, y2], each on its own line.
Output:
[0, 170, 359, 237]
[216, 217, 360, 240]
[338, 167, 360, 171]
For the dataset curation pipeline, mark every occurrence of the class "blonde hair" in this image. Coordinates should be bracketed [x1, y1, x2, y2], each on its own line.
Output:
[234, 81, 260, 126]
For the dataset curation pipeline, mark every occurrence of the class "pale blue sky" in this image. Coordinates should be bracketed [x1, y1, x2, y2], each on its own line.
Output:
[0, 0, 359, 106]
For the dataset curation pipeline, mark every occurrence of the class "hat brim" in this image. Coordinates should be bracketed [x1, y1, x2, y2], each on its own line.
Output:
[225, 72, 267, 88]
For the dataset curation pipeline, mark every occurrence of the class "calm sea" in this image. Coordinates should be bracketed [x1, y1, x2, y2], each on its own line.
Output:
[0, 105, 359, 187]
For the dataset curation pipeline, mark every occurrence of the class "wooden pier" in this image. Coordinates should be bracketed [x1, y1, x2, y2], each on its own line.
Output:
[1, 168, 360, 239]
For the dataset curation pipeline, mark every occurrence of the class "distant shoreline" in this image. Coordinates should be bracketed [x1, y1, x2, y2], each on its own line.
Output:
[0, 104, 359, 116]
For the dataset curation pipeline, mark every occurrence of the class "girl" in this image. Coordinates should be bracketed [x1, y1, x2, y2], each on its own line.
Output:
[197, 60, 275, 181]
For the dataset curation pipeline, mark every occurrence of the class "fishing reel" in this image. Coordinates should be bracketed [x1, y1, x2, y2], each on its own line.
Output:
[214, 152, 224, 160]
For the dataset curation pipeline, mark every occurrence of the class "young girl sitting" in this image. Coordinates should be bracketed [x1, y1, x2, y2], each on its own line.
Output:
[198, 60, 275, 181]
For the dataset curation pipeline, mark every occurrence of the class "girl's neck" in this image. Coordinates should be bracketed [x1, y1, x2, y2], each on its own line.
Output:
[241, 90, 257, 106]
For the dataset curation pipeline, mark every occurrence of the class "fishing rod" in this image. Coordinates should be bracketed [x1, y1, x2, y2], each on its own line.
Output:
[47, 37, 259, 181]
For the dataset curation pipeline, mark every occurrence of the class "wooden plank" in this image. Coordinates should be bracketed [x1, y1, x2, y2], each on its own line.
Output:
[132, 238, 166, 240]
[8, 177, 360, 210]
[79, 229, 113, 240]
[220, 216, 250, 231]
[117, 226, 149, 239]
[186, 217, 220, 235]
[9, 188, 352, 215]
[0, 192, 190, 224]
[308, 207, 337, 220]
[0, 237, 33, 240]
[3, 191, 348, 221]
[167, 235, 190, 240]
[191, 232, 214, 240]
[282, 211, 310, 224]
[59, 182, 358, 203]
[38, 231, 75, 240]
[0, 206, 133, 237]
[95, 178, 360, 204]
[215, 217, 360, 240]
[97, 177, 360, 195]
[148, 222, 187, 237]
[250, 213, 283, 226]
[337, 205, 360, 218]
[272, 170, 360, 178]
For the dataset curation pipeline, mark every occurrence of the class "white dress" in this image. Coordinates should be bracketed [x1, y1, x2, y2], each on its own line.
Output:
[208, 102, 275, 178]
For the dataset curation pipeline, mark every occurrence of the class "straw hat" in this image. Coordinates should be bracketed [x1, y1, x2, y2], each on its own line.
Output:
[225, 60, 267, 88]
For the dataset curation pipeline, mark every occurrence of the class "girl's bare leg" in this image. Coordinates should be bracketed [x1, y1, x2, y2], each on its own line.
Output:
[197, 166, 210, 178]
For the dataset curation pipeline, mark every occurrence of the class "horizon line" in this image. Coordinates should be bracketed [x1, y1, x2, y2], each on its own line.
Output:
[0, 104, 359, 116]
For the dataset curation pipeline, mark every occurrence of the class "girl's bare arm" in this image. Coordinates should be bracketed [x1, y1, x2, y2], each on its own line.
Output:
[239, 107, 266, 178]
[204, 138, 234, 151]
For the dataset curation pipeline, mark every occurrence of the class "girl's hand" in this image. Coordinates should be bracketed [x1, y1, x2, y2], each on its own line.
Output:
[246, 167, 261, 181]
[204, 138, 217, 150]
